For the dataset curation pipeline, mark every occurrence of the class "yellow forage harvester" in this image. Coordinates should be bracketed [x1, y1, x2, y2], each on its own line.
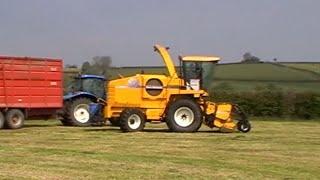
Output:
[103, 45, 252, 133]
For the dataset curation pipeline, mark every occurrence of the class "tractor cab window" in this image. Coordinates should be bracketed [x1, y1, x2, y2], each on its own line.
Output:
[82, 78, 106, 99]
[66, 79, 81, 93]
[66, 78, 105, 98]
[182, 61, 215, 91]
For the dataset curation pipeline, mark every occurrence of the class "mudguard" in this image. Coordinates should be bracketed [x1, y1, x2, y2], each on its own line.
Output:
[63, 92, 98, 102]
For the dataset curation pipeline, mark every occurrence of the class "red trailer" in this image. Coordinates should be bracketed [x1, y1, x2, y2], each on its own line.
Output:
[0, 56, 63, 129]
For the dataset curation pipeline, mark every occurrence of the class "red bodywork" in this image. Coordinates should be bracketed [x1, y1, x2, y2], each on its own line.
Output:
[0, 56, 63, 118]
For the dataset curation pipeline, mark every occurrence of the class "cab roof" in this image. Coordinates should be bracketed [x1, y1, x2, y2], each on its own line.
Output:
[79, 74, 106, 80]
[179, 55, 220, 62]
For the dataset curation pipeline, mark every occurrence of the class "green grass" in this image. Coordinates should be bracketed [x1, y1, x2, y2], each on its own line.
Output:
[282, 63, 320, 74]
[0, 119, 319, 179]
[214, 63, 320, 81]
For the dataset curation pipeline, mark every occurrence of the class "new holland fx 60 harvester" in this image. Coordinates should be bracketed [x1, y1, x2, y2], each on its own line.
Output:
[101, 45, 251, 133]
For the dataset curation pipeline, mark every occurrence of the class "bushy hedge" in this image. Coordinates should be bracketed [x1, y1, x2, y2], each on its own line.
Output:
[210, 84, 320, 119]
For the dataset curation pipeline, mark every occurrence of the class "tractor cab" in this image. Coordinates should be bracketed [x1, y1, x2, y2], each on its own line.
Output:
[65, 75, 106, 99]
[179, 56, 220, 91]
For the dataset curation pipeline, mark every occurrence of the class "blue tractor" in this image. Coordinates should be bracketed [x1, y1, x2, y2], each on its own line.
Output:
[60, 75, 106, 126]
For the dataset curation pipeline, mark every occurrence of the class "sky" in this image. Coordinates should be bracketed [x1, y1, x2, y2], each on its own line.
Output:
[0, 0, 319, 66]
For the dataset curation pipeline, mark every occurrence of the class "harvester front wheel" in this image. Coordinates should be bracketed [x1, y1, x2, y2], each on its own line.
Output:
[166, 99, 202, 132]
[119, 108, 146, 132]
[0, 112, 4, 129]
[5, 109, 25, 129]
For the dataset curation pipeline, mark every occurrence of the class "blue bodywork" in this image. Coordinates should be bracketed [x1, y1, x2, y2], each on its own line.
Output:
[80, 74, 106, 80]
[63, 91, 98, 101]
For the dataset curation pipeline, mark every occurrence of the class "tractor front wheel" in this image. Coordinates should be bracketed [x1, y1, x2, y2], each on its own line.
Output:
[166, 99, 202, 132]
[119, 108, 146, 132]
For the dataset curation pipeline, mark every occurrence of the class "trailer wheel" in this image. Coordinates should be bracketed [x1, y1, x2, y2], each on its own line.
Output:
[5, 109, 25, 129]
[0, 112, 4, 129]
[119, 108, 146, 132]
[166, 99, 202, 132]
[68, 98, 93, 126]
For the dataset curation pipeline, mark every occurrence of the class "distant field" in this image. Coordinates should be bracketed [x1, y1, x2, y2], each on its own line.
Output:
[0, 119, 319, 179]
[65, 62, 320, 93]
[214, 63, 320, 81]
[105, 63, 320, 93]
[282, 63, 320, 74]
[107, 63, 320, 81]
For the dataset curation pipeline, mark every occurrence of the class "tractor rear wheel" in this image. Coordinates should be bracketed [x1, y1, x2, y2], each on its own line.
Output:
[0, 112, 4, 129]
[5, 109, 25, 129]
[60, 119, 73, 126]
[166, 99, 202, 132]
[119, 108, 146, 132]
[68, 98, 93, 126]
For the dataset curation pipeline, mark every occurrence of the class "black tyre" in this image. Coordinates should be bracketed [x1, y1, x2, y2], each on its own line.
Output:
[68, 98, 93, 126]
[0, 112, 4, 129]
[166, 99, 202, 132]
[119, 108, 146, 132]
[59, 101, 73, 126]
[237, 121, 251, 133]
[60, 119, 73, 126]
[5, 109, 25, 129]
[109, 118, 120, 127]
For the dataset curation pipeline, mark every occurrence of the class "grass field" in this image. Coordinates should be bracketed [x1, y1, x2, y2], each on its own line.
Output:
[282, 63, 320, 74]
[214, 63, 320, 81]
[0, 119, 319, 179]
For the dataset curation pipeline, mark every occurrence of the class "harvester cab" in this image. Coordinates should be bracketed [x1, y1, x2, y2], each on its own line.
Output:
[179, 55, 219, 92]
[104, 44, 251, 133]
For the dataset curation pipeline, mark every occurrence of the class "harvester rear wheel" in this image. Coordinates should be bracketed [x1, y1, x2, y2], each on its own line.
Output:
[166, 99, 202, 132]
[119, 108, 146, 132]
[5, 109, 25, 129]
[0, 112, 4, 129]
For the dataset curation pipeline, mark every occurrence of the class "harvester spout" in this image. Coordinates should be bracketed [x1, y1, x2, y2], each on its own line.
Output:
[154, 44, 178, 78]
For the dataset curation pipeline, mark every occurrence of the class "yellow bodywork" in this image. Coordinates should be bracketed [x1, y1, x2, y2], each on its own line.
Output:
[104, 73, 205, 120]
[104, 44, 236, 131]
[204, 102, 236, 132]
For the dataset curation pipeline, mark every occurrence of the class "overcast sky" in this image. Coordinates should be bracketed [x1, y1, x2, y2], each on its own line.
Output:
[0, 0, 319, 66]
